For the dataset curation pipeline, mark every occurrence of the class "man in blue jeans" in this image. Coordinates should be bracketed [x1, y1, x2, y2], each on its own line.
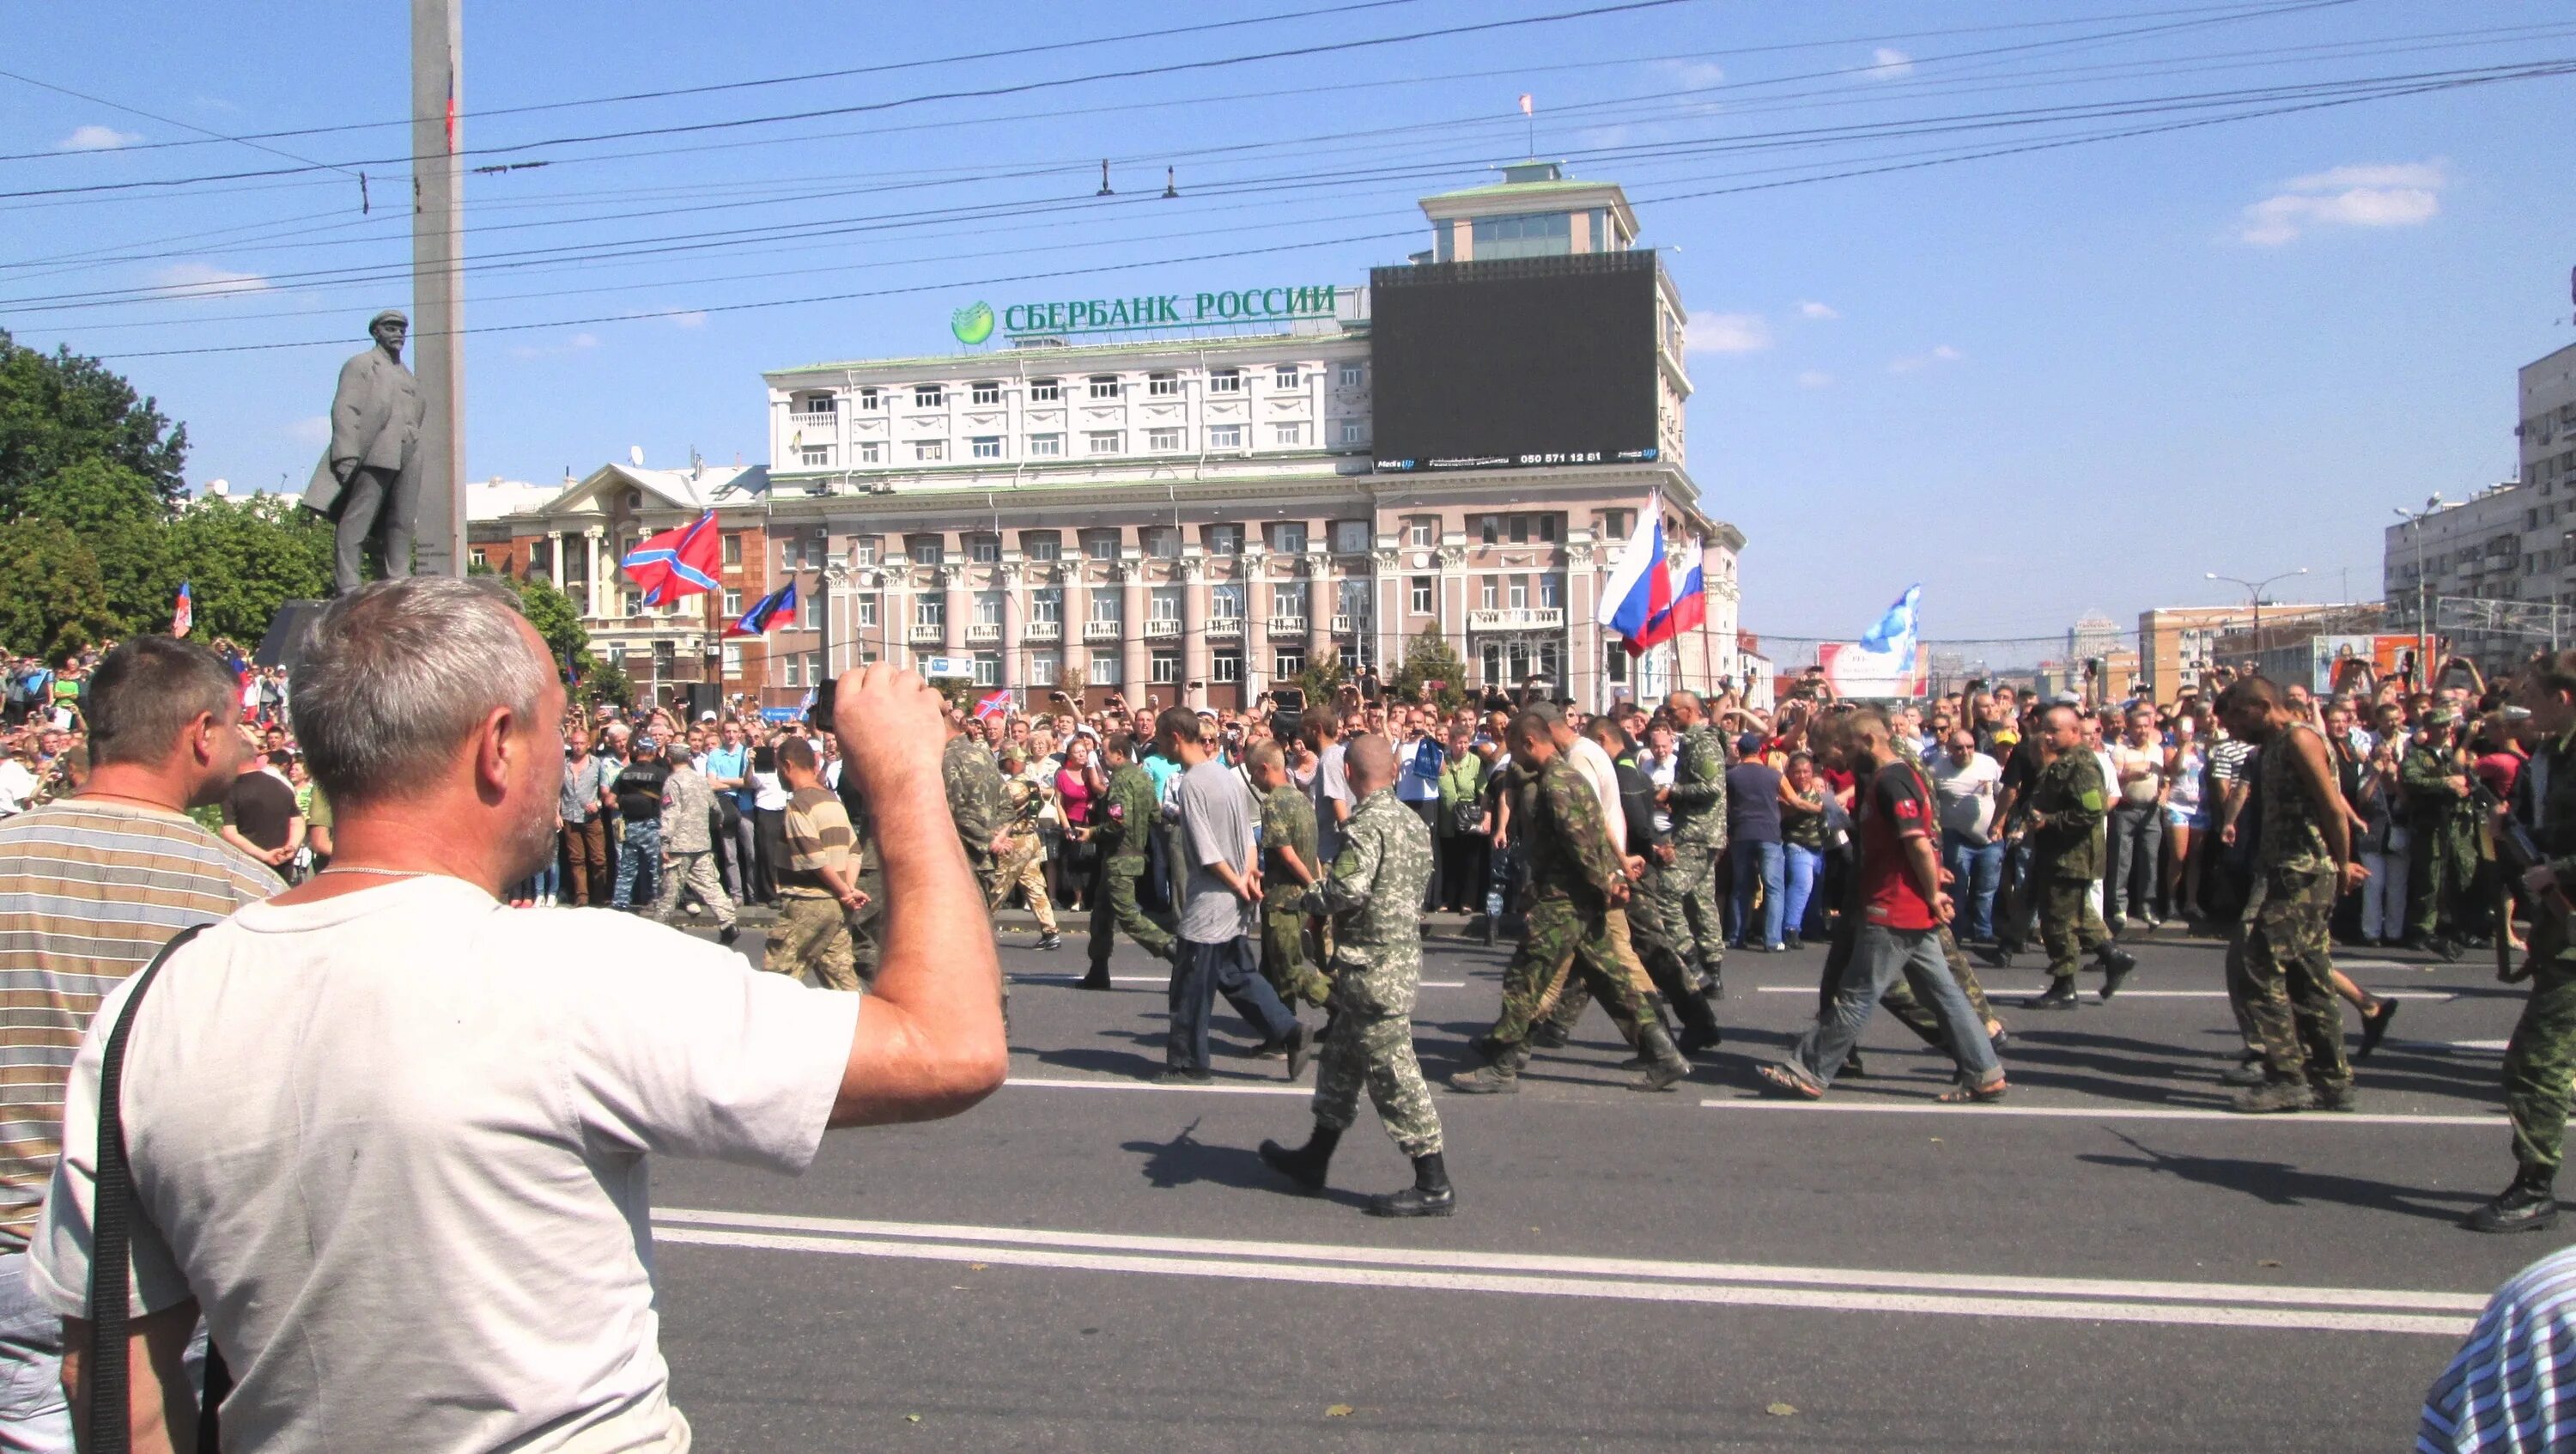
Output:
[1158, 707, 1309, 1085]
[1725, 733, 1785, 951]
[1932, 730, 2006, 942]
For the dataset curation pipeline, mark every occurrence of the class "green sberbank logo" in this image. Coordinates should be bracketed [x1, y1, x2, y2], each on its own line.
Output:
[950, 301, 995, 345]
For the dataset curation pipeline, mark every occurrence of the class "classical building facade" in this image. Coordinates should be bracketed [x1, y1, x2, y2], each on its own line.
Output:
[471, 164, 1746, 712]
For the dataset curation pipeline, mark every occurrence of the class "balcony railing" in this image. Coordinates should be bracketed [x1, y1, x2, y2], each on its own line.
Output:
[1468, 607, 1567, 631]
[1330, 613, 1364, 634]
[966, 624, 1002, 644]
[1143, 618, 1182, 640]
[1024, 621, 1063, 642]
[907, 624, 946, 645]
[1268, 616, 1309, 636]
[1083, 620, 1124, 642]
[1205, 617, 1243, 640]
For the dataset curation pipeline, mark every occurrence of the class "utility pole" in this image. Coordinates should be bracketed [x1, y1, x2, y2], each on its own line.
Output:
[2393, 495, 2445, 685]
[2206, 567, 2306, 665]
[411, 0, 465, 576]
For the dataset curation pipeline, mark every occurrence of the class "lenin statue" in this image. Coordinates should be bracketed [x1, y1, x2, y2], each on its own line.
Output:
[301, 309, 426, 595]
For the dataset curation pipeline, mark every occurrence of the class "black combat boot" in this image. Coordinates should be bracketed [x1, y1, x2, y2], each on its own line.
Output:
[1078, 961, 1112, 990]
[2467, 1170, 2561, 1233]
[1257, 1122, 1341, 1193]
[2229, 1076, 2312, 1114]
[1673, 987, 1723, 1057]
[1975, 940, 2015, 970]
[2023, 976, 2079, 1011]
[2097, 945, 2138, 1001]
[1449, 1040, 1528, 1094]
[1530, 1019, 1573, 1049]
[1366, 1151, 1455, 1218]
[1629, 1022, 1691, 1092]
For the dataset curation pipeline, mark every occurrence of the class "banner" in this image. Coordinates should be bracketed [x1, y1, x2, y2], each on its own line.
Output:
[1818, 641, 1926, 699]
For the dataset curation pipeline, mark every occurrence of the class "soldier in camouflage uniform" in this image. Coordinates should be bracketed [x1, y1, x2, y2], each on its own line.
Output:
[1656, 690, 1730, 992]
[831, 754, 888, 984]
[1249, 743, 1332, 1008]
[1082, 731, 1175, 989]
[1449, 711, 1691, 1095]
[993, 750, 1062, 951]
[942, 719, 1008, 915]
[2470, 654, 2576, 1231]
[1259, 734, 1453, 1217]
[2020, 703, 2138, 1011]
[2215, 677, 2363, 1115]
[2400, 710, 2477, 956]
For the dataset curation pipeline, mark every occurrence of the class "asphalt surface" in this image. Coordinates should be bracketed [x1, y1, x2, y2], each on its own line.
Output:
[646, 916, 2555, 1451]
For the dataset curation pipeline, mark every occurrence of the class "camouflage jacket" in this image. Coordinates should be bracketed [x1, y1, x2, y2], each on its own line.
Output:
[1261, 782, 1319, 905]
[1299, 787, 1433, 1017]
[2399, 740, 2473, 821]
[1514, 755, 1626, 908]
[2027, 747, 2107, 880]
[2515, 727, 2576, 964]
[1098, 762, 1157, 862]
[1667, 722, 1729, 849]
[942, 733, 1006, 868]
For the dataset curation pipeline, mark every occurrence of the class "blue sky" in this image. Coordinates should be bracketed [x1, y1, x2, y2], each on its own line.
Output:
[4, 0, 2572, 641]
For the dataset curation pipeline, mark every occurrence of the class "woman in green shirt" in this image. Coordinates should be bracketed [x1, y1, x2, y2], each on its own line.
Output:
[1779, 751, 1829, 945]
[1433, 725, 1489, 912]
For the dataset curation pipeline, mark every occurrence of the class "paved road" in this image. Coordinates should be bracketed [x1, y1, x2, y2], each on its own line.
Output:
[647, 922, 2547, 1451]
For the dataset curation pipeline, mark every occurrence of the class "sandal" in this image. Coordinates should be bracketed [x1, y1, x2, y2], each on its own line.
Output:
[1937, 1076, 2008, 1104]
[1756, 1062, 1824, 1100]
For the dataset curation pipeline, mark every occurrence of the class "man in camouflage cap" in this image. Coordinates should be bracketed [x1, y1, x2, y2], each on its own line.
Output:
[2020, 703, 2138, 1010]
[1656, 690, 1730, 991]
[1248, 742, 1332, 1008]
[1259, 733, 1452, 1216]
[2400, 705, 2476, 958]
[1082, 731, 1175, 989]
[942, 710, 1008, 932]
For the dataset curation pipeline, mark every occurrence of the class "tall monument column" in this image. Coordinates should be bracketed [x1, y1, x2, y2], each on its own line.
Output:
[410, 0, 465, 576]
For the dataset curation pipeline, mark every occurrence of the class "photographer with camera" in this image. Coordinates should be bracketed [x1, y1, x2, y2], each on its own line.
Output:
[33, 578, 1004, 1450]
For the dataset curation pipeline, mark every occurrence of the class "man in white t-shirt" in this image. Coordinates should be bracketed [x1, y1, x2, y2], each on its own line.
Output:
[1929, 731, 2005, 943]
[33, 577, 1005, 1452]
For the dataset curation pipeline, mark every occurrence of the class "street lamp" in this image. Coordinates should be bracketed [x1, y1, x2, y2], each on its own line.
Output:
[2206, 566, 2308, 658]
[2392, 493, 2446, 681]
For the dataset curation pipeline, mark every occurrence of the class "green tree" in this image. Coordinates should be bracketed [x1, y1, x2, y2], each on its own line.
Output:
[166, 495, 334, 645]
[21, 457, 174, 634]
[1295, 644, 1347, 708]
[1389, 627, 1470, 711]
[490, 572, 611, 703]
[0, 328, 188, 516]
[0, 517, 116, 660]
[579, 655, 634, 712]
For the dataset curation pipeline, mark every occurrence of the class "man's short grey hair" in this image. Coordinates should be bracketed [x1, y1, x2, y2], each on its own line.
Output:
[291, 577, 550, 806]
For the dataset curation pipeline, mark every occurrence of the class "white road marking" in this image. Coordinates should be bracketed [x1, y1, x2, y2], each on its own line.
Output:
[1697, 1097, 2502, 1127]
[653, 1207, 2480, 1335]
[1014, 975, 1467, 989]
[1006, 1075, 1311, 1097]
[1749, 987, 2460, 1002]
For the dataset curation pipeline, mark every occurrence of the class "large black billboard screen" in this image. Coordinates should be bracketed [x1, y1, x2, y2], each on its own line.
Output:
[1370, 252, 1660, 472]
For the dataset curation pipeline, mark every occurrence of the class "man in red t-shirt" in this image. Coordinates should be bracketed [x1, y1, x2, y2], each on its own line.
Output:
[1759, 709, 2008, 1101]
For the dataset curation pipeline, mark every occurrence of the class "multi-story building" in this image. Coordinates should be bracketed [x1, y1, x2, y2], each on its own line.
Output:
[471, 162, 1745, 712]
[2380, 342, 2576, 666]
[2136, 603, 2357, 701]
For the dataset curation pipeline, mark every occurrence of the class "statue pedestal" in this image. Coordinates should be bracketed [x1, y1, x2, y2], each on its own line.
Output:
[254, 599, 330, 673]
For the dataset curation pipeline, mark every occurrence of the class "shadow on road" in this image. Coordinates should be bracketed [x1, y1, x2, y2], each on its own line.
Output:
[2078, 1130, 2488, 1223]
[1121, 1119, 1376, 1209]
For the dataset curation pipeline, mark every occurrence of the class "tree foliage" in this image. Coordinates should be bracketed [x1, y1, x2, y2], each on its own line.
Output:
[0, 517, 117, 660]
[1295, 644, 1348, 708]
[0, 328, 188, 516]
[165, 496, 334, 645]
[1389, 626, 1471, 711]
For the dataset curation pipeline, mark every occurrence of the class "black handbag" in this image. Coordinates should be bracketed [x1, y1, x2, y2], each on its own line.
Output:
[85, 923, 227, 1454]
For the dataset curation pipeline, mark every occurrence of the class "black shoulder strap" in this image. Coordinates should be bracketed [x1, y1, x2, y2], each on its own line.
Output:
[85, 922, 228, 1454]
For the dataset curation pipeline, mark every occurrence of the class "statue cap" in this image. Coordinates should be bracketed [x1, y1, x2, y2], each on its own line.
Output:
[368, 308, 410, 332]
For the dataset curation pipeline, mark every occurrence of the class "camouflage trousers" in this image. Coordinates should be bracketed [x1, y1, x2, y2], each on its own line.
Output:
[987, 834, 1057, 934]
[1653, 845, 1727, 969]
[1087, 855, 1174, 966]
[765, 892, 860, 993]
[2038, 876, 2111, 982]
[2233, 867, 2348, 1090]
[2407, 813, 2477, 940]
[1539, 901, 1696, 1040]
[1490, 897, 1653, 1049]
[1261, 905, 1333, 1008]
[1312, 1008, 1443, 1158]
[2502, 958, 2576, 1178]
[848, 869, 884, 983]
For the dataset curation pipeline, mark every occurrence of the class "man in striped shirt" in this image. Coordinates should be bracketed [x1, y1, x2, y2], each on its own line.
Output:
[0, 636, 274, 1450]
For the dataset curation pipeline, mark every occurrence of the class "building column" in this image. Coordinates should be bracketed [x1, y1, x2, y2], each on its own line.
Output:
[1180, 557, 1206, 705]
[943, 567, 967, 658]
[1243, 547, 1269, 698]
[1121, 559, 1148, 703]
[999, 561, 1024, 698]
[1305, 555, 1330, 662]
[544, 529, 563, 586]
[584, 525, 606, 620]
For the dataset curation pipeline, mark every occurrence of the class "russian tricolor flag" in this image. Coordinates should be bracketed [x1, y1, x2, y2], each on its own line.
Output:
[1639, 537, 1706, 648]
[1596, 495, 1668, 655]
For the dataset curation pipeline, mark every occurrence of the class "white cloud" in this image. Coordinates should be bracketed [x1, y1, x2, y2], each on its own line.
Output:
[2237, 160, 2445, 246]
[1890, 344, 1963, 374]
[665, 310, 708, 330]
[60, 124, 141, 151]
[1863, 47, 1914, 79]
[509, 331, 601, 360]
[1686, 310, 1771, 355]
[1795, 370, 1833, 389]
[286, 416, 330, 447]
[1797, 301, 1840, 319]
[149, 262, 270, 298]
[1666, 59, 1726, 88]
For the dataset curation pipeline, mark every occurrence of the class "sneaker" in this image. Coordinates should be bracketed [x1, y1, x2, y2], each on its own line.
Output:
[1035, 932, 1063, 952]
[717, 925, 739, 947]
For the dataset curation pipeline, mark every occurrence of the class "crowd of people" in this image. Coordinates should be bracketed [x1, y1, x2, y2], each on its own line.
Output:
[9, 593, 2576, 1444]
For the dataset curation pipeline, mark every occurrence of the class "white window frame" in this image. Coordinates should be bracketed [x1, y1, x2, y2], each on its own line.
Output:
[855, 440, 884, 465]
[1274, 648, 1304, 678]
[799, 444, 832, 467]
[1145, 426, 1183, 453]
[1273, 422, 1307, 447]
[974, 653, 1001, 687]
[1274, 522, 1307, 553]
[1207, 423, 1244, 451]
[1030, 587, 1064, 624]
[1085, 430, 1123, 456]
[1208, 368, 1242, 394]
[1090, 649, 1124, 686]
[969, 534, 1000, 564]
[1024, 531, 1062, 562]
[914, 439, 947, 463]
[1339, 419, 1367, 446]
[1149, 651, 1180, 684]
[1087, 375, 1121, 400]
[914, 383, 945, 408]
[1028, 433, 1064, 458]
[1147, 373, 1182, 398]
[914, 595, 945, 629]
[1333, 520, 1369, 554]
[1212, 652, 1241, 684]
[970, 380, 1002, 405]
[722, 589, 744, 616]
[1029, 378, 1061, 402]
[1208, 524, 1243, 555]
[855, 594, 880, 627]
[1149, 586, 1182, 622]
[1409, 577, 1432, 614]
[1210, 583, 1245, 620]
[974, 591, 1004, 627]
[970, 436, 1002, 460]
[1273, 363, 1300, 389]
[1338, 362, 1364, 387]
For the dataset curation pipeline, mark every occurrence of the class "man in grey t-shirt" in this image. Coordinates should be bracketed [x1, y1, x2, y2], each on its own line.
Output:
[1305, 704, 1353, 868]
[1160, 708, 1307, 1084]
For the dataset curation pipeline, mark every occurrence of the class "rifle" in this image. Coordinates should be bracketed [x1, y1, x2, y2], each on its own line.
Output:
[2475, 781, 2570, 983]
